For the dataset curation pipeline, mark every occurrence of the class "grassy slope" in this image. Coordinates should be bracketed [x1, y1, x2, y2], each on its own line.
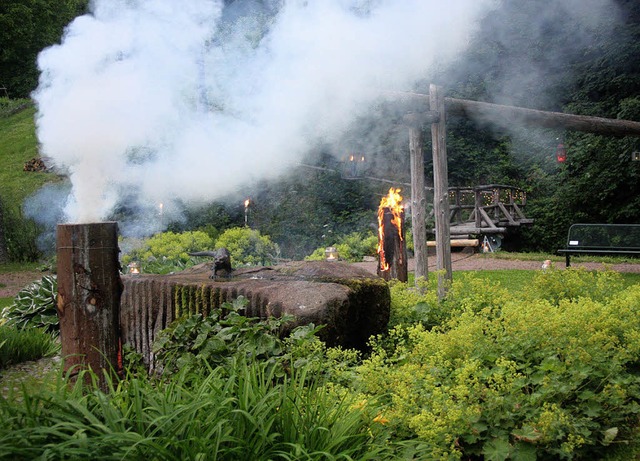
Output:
[0, 104, 58, 206]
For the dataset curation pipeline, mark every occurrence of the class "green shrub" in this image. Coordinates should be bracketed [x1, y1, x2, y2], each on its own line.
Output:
[1, 275, 58, 334]
[306, 231, 378, 262]
[387, 279, 439, 328]
[121, 230, 214, 274]
[153, 297, 308, 376]
[0, 325, 58, 369]
[522, 266, 625, 305]
[358, 270, 640, 460]
[214, 227, 279, 266]
[0, 98, 33, 118]
[1, 201, 42, 262]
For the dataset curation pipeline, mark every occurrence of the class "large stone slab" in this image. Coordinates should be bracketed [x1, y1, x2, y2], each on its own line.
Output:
[120, 261, 390, 367]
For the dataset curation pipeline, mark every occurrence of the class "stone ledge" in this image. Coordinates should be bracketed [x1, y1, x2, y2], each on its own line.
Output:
[120, 261, 390, 367]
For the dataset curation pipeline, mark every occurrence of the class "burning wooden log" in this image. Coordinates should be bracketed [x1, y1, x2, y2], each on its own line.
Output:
[56, 222, 122, 389]
[377, 188, 408, 282]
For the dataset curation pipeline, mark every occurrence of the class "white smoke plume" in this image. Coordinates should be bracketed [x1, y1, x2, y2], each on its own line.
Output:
[32, 0, 496, 232]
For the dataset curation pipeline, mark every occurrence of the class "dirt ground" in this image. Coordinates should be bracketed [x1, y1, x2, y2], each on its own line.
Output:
[1, 253, 639, 300]
[0, 271, 51, 298]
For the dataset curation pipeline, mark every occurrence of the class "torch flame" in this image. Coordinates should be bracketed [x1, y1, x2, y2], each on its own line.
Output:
[244, 199, 250, 208]
[377, 188, 403, 271]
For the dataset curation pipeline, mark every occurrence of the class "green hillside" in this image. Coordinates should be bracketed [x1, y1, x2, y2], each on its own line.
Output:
[0, 99, 61, 261]
[0, 101, 56, 205]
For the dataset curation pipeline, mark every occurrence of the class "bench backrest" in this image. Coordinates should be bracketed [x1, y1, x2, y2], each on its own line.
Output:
[566, 224, 640, 250]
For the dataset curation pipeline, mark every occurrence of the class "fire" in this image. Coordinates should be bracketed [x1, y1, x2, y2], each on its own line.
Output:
[377, 187, 404, 271]
[244, 199, 250, 208]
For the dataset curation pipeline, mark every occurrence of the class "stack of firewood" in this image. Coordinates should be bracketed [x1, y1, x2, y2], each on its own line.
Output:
[23, 157, 47, 172]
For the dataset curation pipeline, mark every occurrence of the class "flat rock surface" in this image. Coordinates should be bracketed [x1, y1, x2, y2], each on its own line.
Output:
[121, 261, 390, 354]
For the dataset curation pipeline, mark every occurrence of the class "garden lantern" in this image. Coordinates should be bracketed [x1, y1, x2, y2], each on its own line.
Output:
[128, 261, 141, 276]
[325, 246, 339, 261]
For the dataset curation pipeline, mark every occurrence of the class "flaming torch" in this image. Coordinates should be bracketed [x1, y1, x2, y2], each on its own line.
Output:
[377, 188, 408, 282]
[244, 199, 250, 227]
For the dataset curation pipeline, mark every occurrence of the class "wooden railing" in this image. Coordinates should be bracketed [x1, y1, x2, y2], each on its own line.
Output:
[428, 184, 533, 235]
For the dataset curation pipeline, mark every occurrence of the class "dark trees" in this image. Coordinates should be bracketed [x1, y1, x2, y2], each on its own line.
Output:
[0, 0, 88, 98]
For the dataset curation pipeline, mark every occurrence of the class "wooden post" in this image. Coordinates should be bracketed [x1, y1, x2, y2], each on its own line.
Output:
[56, 222, 122, 389]
[430, 84, 452, 298]
[474, 189, 483, 229]
[405, 114, 428, 283]
[377, 208, 408, 282]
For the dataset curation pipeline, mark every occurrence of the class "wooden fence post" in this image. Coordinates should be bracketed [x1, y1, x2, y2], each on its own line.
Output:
[56, 222, 122, 389]
[406, 116, 429, 283]
[430, 84, 453, 298]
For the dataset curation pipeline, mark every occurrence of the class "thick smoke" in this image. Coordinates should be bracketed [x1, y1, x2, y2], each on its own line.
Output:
[32, 0, 496, 234]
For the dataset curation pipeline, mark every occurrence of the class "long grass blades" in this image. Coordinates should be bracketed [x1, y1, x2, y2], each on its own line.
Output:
[0, 331, 395, 459]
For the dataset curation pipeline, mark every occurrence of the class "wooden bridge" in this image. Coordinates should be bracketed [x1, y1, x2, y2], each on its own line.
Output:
[427, 184, 533, 236]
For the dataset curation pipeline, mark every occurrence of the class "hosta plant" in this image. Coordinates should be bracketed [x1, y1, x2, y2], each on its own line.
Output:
[1, 275, 58, 334]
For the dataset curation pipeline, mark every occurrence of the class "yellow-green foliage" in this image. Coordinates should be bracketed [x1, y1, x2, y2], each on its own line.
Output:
[214, 227, 278, 266]
[358, 269, 640, 460]
[122, 230, 214, 266]
[306, 231, 378, 262]
[523, 266, 624, 305]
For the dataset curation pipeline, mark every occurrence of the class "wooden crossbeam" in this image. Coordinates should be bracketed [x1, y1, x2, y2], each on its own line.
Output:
[445, 97, 640, 137]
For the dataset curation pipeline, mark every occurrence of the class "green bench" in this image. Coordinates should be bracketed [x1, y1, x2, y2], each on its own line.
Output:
[557, 223, 640, 267]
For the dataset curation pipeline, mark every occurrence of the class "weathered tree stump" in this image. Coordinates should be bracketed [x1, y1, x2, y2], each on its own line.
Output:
[377, 207, 408, 282]
[120, 261, 390, 371]
[56, 222, 122, 388]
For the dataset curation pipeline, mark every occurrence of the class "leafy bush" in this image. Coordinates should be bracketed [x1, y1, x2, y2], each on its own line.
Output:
[1, 275, 58, 334]
[0, 98, 32, 118]
[387, 279, 439, 328]
[153, 296, 319, 376]
[121, 230, 214, 273]
[0, 325, 59, 369]
[306, 231, 378, 262]
[1, 200, 43, 262]
[522, 266, 625, 305]
[214, 227, 279, 266]
[357, 269, 640, 460]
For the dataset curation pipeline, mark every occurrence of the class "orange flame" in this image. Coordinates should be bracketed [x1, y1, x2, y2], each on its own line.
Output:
[377, 188, 403, 271]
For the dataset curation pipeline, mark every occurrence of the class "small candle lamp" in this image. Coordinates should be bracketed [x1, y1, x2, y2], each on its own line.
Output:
[127, 261, 141, 276]
[325, 246, 339, 261]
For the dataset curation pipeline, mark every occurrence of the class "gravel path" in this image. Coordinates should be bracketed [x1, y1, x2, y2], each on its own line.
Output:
[352, 252, 640, 274]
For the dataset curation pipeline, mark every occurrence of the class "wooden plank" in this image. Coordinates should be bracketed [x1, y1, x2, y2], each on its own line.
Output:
[445, 97, 640, 137]
[497, 202, 518, 225]
[449, 226, 507, 234]
[427, 239, 479, 247]
[479, 207, 499, 228]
